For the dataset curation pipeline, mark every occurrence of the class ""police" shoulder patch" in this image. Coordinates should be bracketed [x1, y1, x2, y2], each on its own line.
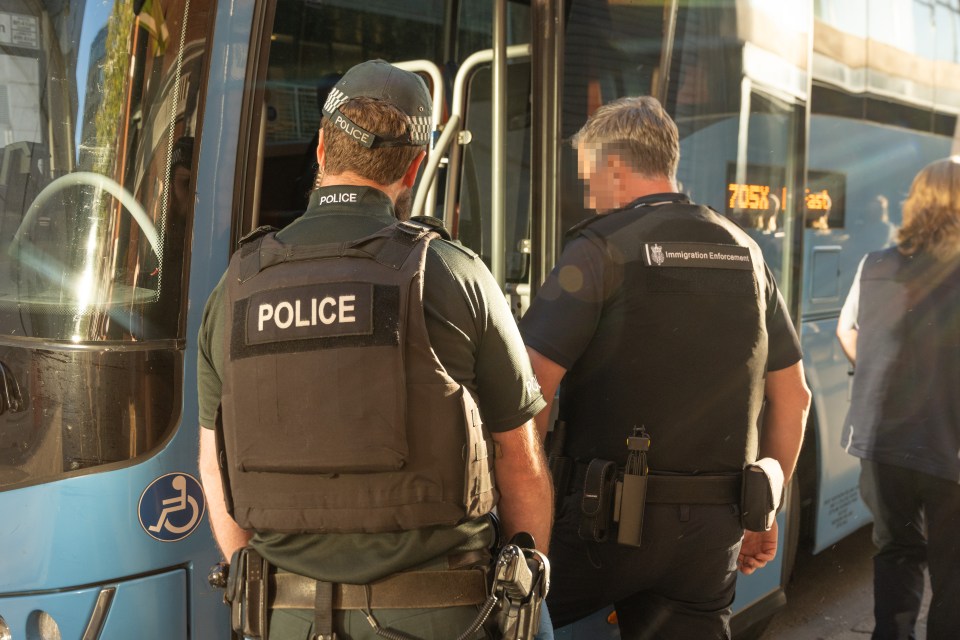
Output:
[246, 282, 374, 345]
[642, 242, 752, 270]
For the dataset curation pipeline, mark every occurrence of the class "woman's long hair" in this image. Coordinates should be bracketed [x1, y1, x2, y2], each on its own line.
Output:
[897, 156, 960, 261]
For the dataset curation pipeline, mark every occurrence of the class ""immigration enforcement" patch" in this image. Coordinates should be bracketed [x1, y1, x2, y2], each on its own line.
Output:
[642, 242, 753, 270]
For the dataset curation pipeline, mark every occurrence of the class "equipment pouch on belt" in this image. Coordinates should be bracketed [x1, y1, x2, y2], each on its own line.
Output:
[225, 548, 269, 639]
[578, 459, 617, 542]
[614, 429, 650, 547]
[740, 457, 785, 532]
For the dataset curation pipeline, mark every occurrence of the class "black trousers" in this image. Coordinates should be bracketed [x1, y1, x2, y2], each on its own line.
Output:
[547, 491, 743, 640]
[859, 459, 960, 640]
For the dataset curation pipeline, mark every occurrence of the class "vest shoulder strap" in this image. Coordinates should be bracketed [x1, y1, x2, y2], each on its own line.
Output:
[233, 221, 441, 283]
[239, 225, 279, 246]
[409, 215, 452, 240]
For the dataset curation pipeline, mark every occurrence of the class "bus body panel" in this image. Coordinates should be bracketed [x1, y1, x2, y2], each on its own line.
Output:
[0, 0, 238, 635]
[0, 570, 188, 639]
[0, 405, 229, 636]
[801, 317, 873, 552]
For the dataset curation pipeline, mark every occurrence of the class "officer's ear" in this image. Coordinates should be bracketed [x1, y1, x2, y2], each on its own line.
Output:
[316, 129, 326, 171]
[401, 150, 426, 188]
[606, 152, 628, 188]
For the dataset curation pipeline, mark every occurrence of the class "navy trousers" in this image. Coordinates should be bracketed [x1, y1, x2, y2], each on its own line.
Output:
[859, 459, 960, 640]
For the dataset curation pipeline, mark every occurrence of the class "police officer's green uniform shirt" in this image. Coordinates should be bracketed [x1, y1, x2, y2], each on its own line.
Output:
[197, 186, 545, 583]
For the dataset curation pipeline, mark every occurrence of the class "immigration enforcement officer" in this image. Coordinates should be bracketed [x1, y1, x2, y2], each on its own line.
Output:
[519, 96, 812, 639]
[197, 60, 552, 640]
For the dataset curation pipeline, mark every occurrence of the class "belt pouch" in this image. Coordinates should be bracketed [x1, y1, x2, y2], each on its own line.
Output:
[578, 459, 616, 542]
[242, 549, 269, 640]
[740, 458, 783, 532]
[615, 473, 648, 547]
[227, 549, 246, 632]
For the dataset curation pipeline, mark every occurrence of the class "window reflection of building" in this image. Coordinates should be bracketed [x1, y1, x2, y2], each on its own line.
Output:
[0, 0, 211, 487]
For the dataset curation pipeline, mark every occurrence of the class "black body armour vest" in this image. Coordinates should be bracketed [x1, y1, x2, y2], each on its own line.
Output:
[843, 248, 960, 482]
[559, 195, 770, 473]
[220, 221, 497, 533]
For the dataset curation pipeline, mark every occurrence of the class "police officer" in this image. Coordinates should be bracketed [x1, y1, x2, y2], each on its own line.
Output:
[519, 96, 811, 639]
[197, 60, 553, 639]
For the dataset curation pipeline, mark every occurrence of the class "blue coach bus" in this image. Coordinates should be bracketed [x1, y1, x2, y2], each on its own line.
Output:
[0, 0, 957, 638]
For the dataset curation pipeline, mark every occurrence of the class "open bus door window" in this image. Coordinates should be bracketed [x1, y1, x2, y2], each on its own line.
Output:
[251, 0, 533, 288]
[457, 57, 532, 282]
[0, 0, 210, 490]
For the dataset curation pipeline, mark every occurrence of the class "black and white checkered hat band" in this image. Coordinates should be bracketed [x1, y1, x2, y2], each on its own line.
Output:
[323, 88, 432, 146]
[406, 115, 432, 146]
[323, 88, 350, 115]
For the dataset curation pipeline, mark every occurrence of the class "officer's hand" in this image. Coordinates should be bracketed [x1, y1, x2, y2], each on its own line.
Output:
[738, 520, 778, 575]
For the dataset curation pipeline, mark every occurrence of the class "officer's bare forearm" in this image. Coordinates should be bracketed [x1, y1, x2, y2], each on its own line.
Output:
[492, 421, 554, 553]
[526, 348, 567, 443]
[199, 427, 252, 559]
[760, 362, 811, 481]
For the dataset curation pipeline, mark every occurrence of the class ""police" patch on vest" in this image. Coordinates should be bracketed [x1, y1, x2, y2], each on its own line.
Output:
[245, 282, 374, 345]
[642, 242, 753, 270]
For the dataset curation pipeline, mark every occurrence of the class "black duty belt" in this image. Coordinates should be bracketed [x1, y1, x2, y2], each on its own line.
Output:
[269, 568, 488, 610]
[570, 461, 741, 504]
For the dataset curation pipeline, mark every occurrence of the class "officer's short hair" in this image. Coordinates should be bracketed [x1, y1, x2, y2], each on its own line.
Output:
[322, 97, 424, 185]
[897, 156, 960, 261]
[573, 96, 679, 181]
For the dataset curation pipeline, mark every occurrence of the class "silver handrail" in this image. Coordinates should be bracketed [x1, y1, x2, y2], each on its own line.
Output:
[412, 43, 532, 231]
[411, 114, 461, 220]
[491, 0, 508, 285]
[394, 59, 444, 217]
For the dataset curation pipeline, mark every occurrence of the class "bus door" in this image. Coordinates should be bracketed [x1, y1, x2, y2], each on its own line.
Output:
[236, 0, 534, 252]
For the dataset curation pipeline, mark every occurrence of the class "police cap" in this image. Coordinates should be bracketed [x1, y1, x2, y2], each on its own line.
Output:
[321, 60, 432, 149]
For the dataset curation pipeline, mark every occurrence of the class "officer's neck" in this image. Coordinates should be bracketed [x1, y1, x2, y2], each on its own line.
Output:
[319, 171, 404, 205]
[618, 174, 677, 208]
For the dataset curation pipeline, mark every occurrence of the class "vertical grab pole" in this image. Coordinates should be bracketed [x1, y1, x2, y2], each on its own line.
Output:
[656, 0, 679, 104]
[530, 0, 563, 297]
[491, 0, 507, 285]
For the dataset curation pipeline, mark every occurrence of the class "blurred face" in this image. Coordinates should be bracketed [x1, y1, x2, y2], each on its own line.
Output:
[577, 143, 620, 214]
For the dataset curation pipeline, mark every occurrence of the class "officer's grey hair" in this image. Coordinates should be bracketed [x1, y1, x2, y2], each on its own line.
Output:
[572, 96, 679, 181]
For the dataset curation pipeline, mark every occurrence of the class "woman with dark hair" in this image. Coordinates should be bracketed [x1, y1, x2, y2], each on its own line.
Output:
[837, 157, 960, 640]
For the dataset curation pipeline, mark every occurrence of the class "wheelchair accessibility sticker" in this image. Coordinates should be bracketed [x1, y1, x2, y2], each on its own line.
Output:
[138, 473, 206, 542]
